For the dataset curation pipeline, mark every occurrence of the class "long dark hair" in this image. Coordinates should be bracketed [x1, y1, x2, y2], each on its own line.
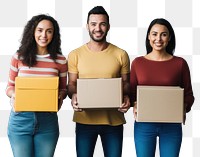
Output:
[145, 18, 176, 55]
[18, 14, 62, 67]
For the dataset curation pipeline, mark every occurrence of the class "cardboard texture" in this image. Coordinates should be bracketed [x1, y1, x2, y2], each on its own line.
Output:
[15, 77, 59, 112]
[136, 86, 184, 123]
[77, 78, 122, 108]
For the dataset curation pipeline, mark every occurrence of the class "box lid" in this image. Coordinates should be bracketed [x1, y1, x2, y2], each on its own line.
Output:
[15, 77, 59, 90]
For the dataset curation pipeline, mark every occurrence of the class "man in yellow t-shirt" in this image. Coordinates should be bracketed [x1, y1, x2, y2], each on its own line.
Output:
[68, 6, 130, 157]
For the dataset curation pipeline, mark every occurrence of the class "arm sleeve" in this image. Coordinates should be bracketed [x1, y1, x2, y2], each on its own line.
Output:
[121, 51, 130, 75]
[130, 59, 138, 105]
[67, 51, 78, 74]
[58, 55, 68, 90]
[5, 53, 19, 96]
[181, 59, 195, 112]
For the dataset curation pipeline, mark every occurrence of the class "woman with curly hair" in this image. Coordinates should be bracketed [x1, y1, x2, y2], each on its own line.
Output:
[6, 14, 67, 157]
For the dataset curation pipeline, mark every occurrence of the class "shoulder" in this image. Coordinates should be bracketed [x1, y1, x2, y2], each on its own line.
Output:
[130, 56, 145, 67]
[172, 56, 188, 65]
[55, 54, 67, 64]
[109, 43, 127, 54]
[69, 45, 85, 55]
[57, 54, 67, 60]
[9, 52, 21, 67]
[11, 52, 20, 61]
[108, 43, 129, 61]
[132, 56, 144, 63]
[67, 45, 86, 64]
[67, 45, 86, 61]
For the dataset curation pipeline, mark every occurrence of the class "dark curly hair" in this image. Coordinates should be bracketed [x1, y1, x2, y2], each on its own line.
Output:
[18, 14, 62, 67]
[145, 18, 176, 55]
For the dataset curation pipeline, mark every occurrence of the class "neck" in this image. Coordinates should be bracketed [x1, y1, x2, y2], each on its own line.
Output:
[146, 51, 172, 61]
[87, 41, 109, 52]
[37, 47, 48, 55]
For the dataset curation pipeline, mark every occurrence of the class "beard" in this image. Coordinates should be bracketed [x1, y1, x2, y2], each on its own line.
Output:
[88, 30, 108, 42]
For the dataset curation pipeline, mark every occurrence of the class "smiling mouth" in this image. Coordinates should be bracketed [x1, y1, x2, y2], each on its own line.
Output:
[94, 33, 104, 38]
[39, 39, 48, 43]
[155, 43, 163, 47]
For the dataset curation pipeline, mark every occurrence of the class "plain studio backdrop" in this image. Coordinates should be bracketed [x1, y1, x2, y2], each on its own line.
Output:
[0, 0, 200, 156]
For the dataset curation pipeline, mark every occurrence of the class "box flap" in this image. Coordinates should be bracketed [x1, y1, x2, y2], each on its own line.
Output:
[15, 77, 59, 89]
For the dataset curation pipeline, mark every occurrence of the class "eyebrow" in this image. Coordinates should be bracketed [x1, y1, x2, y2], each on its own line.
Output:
[151, 31, 168, 34]
[90, 21, 107, 24]
[36, 27, 54, 30]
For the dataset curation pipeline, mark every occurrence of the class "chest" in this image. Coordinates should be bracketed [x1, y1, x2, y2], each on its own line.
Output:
[136, 63, 182, 86]
[77, 54, 121, 78]
[17, 60, 59, 76]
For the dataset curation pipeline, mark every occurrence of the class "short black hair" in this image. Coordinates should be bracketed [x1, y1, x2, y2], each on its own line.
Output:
[87, 6, 109, 24]
[145, 18, 176, 55]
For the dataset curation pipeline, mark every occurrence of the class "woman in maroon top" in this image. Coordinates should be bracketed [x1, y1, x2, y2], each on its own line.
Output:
[130, 18, 194, 157]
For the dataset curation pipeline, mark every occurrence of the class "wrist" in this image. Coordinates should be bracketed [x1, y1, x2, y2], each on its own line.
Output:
[11, 93, 15, 98]
[59, 89, 67, 98]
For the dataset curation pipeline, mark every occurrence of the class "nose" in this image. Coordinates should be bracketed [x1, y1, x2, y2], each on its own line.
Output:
[41, 31, 47, 37]
[95, 24, 101, 31]
[156, 35, 161, 41]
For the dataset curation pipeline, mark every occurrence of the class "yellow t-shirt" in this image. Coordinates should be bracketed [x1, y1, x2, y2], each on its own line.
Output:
[68, 43, 130, 126]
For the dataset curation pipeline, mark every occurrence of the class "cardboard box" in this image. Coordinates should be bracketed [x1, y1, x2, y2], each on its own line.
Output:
[15, 77, 59, 112]
[136, 86, 184, 123]
[77, 78, 122, 108]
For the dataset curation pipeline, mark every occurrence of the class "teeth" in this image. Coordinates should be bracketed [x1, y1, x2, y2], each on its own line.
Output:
[94, 31, 102, 35]
[155, 43, 162, 46]
[40, 40, 47, 43]
[95, 33, 102, 36]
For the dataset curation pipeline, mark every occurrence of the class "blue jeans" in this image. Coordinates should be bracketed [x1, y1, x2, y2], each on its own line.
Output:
[8, 111, 59, 157]
[76, 123, 123, 157]
[134, 122, 182, 157]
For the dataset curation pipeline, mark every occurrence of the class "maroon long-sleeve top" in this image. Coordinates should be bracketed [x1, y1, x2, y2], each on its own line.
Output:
[130, 56, 194, 112]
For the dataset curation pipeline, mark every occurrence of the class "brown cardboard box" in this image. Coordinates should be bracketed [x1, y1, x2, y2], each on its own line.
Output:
[77, 78, 122, 108]
[136, 86, 184, 123]
[15, 77, 59, 112]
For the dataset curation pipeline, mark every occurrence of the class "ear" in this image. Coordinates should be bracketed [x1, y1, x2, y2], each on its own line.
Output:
[86, 24, 89, 31]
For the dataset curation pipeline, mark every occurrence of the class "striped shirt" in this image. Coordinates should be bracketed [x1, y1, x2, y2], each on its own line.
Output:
[6, 53, 68, 95]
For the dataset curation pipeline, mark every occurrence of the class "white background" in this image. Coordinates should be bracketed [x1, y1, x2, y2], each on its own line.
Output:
[0, 0, 199, 156]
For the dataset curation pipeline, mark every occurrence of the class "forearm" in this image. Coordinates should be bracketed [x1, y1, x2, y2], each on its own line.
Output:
[122, 73, 130, 96]
[123, 81, 130, 96]
[67, 84, 77, 99]
[184, 95, 195, 112]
